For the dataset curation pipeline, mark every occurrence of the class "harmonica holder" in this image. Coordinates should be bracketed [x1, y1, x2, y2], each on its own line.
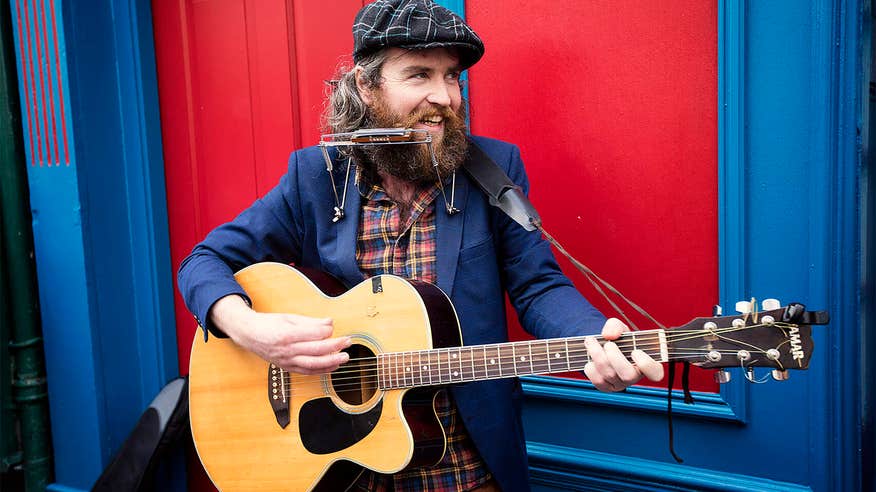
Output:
[319, 128, 459, 223]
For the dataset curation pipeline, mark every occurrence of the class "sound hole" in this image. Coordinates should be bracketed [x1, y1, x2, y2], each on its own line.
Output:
[331, 344, 377, 405]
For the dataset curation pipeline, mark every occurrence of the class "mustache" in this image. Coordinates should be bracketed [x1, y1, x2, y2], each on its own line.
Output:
[401, 105, 465, 128]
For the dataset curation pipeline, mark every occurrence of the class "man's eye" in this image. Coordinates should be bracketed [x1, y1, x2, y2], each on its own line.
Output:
[447, 72, 460, 81]
[410, 72, 428, 79]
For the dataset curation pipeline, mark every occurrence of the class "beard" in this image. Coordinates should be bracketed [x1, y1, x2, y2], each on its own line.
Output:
[354, 94, 469, 186]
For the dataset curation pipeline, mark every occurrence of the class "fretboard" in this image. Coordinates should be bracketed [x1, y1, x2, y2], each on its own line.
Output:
[376, 330, 668, 390]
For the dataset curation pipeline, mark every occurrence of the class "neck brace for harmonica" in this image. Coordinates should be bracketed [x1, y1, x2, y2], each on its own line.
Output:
[319, 128, 458, 223]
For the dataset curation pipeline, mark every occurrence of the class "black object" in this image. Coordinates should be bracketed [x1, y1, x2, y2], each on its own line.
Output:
[463, 141, 542, 231]
[352, 0, 484, 68]
[91, 377, 189, 492]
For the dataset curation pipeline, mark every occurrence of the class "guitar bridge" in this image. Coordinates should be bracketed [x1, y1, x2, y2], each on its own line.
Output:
[268, 364, 290, 428]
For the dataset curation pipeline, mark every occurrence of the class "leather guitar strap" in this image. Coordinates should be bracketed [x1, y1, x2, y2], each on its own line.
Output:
[462, 140, 542, 231]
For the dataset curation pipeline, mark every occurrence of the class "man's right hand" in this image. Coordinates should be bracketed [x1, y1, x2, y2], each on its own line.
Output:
[209, 294, 352, 375]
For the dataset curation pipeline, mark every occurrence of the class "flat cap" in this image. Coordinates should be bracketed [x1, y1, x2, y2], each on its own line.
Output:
[352, 0, 484, 68]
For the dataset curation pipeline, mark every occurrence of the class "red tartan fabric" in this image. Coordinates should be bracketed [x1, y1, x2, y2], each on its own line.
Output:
[354, 182, 493, 492]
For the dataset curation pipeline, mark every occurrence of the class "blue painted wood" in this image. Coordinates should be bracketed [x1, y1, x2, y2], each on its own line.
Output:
[519, 1, 863, 490]
[8, 0, 179, 489]
[527, 442, 811, 492]
[523, 376, 740, 422]
[7, 0, 102, 486]
[435, 0, 470, 112]
[716, 0, 750, 424]
[436, 0, 464, 17]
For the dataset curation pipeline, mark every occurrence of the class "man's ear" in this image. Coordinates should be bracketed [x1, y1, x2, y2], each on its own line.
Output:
[354, 67, 375, 106]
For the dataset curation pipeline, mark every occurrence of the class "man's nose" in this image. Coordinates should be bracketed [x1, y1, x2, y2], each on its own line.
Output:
[426, 80, 453, 107]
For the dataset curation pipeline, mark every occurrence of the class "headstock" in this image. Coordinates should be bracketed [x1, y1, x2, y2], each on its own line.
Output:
[667, 299, 829, 382]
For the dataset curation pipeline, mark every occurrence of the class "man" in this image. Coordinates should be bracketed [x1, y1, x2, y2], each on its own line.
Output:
[178, 1, 664, 490]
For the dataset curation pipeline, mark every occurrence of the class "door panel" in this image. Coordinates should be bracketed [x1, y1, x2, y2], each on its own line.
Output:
[467, 0, 718, 390]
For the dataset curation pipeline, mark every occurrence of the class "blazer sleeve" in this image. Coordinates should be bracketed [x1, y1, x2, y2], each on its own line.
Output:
[177, 152, 307, 339]
[483, 140, 607, 339]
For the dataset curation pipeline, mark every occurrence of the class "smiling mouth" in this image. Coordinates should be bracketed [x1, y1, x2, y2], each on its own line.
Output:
[418, 116, 444, 128]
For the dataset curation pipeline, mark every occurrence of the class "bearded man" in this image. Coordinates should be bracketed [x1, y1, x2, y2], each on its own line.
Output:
[178, 1, 663, 491]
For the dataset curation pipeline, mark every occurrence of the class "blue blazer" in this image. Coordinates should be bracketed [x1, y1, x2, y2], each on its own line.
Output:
[178, 135, 605, 491]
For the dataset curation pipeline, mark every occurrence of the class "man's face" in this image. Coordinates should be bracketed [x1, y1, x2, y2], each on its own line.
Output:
[368, 47, 464, 141]
[357, 47, 468, 184]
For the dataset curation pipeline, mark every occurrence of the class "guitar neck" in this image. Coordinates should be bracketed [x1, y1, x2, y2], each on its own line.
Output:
[377, 330, 669, 390]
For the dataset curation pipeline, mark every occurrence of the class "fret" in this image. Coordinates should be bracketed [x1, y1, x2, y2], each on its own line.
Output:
[546, 339, 566, 373]
[526, 342, 535, 375]
[424, 351, 432, 386]
[387, 353, 392, 389]
[377, 354, 384, 390]
[399, 352, 408, 388]
[458, 347, 473, 381]
[417, 351, 424, 387]
[498, 344, 515, 377]
[511, 344, 519, 375]
[472, 345, 489, 380]
[626, 333, 637, 362]
[468, 347, 477, 381]
[438, 348, 448, 384]
[402, 352, 411, 388]
[451, 348, 463, 382]
[393, 352, 400, 389]
[486, 345, 500, 379]
[567, 338, 589, 371]
[475, 345, 490, 379]
[427, 350, 437, 385]
[563, 339, 572, 371]
[530, 340, 550, 375]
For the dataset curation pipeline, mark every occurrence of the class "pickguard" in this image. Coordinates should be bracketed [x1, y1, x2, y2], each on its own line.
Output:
[299, 397, 383, 454]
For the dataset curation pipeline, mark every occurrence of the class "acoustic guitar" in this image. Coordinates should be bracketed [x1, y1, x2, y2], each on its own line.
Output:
[188, 262, 828, 491]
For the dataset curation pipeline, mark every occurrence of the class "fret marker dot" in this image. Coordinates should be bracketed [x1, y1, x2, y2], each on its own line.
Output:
[405, 367, 410, 372]
[423, 365, 428, 370]
[453, 371, 459, 376]
[554, 353, 561, 358]
[452, 354, 457, 359]
[520, 356, 527, 362]
[490, 359, 496, 364]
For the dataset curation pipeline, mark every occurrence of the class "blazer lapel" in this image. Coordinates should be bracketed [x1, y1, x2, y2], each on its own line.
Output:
[436, 172, 470, 296]
[327, 160, 365, 286]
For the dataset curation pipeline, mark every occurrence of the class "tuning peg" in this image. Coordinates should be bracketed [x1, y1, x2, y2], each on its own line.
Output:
[713, 305, 723, 316]
[735, 301, 752, 314]
[714, 370, 731, 384]
[762, 299, 781, 311]
[771, 369, 790, 381]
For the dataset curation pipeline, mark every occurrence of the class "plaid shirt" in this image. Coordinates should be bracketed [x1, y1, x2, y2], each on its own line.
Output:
[354, 180, 493, 492]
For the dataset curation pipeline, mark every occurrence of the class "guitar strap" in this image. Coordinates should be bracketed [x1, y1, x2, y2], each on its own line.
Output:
[462, 140, 542, 231]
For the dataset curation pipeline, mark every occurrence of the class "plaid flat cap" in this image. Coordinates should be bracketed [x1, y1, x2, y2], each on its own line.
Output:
[352, 0, 484, 68]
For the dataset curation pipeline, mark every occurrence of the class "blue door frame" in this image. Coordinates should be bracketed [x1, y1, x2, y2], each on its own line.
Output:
[7, 0, 867, 490]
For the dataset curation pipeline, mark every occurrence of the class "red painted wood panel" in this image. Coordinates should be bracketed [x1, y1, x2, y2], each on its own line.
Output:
[467, 1, 718, 391]
[153, 0, 361, 377]
[153, 2, 362, 488]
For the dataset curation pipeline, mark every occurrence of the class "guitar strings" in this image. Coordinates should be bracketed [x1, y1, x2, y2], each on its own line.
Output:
[280, 324, 782, 380]
[278, 349, 779, 393]
[308, 322, 783, 380]
[269, 323, 789, 392]
[274, 345, 780, 393]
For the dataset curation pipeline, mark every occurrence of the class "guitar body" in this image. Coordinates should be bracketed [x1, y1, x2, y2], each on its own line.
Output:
[189, 263, 462, 491]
